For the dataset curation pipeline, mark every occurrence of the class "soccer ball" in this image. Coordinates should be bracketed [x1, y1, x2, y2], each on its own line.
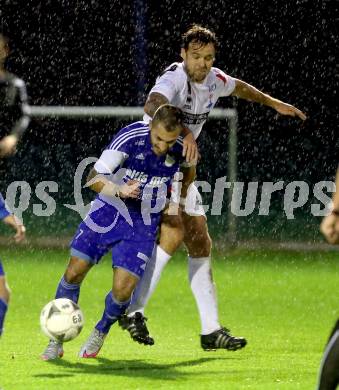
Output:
[40, 298, 84, 342]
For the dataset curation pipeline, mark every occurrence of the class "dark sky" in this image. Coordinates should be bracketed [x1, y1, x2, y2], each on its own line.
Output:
[1, 0, 338, 183]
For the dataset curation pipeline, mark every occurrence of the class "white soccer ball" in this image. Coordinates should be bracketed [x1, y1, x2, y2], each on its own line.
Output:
[40, 298, 84, 342]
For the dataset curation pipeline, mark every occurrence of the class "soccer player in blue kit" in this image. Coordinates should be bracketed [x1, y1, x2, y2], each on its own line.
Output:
[0, 194, 26, 336]
[41, 104, 196, 360]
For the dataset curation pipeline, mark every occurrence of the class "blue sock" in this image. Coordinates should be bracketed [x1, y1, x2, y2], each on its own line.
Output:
[0, 298, 8, 336]
[95, 292, 130, 334]
[55, 276, 81, 303]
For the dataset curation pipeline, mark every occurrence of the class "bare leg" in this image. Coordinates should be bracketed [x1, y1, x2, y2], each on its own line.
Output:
[0, 276, 10, 336]
[0, 276, 10, 304]
[64, 256, 93, 284]
[55, 256, 93, 303]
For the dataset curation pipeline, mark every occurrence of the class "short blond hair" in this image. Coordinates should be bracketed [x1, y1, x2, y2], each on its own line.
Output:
[153, 104, 184, 133]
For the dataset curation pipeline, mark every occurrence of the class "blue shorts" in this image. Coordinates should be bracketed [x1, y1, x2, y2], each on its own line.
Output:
[0, 261, 4, 277]
[70, 199, 160, 278]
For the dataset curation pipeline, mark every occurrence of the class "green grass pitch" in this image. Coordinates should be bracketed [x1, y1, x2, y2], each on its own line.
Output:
[0, 246, 338, 389]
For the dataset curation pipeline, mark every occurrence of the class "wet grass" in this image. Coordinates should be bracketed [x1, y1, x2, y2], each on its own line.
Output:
[0, 247, 338, 389]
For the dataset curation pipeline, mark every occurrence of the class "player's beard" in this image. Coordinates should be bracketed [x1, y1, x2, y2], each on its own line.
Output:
[192, 69, 207, 83]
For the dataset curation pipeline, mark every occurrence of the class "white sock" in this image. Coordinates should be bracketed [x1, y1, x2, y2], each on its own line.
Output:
[127, 246, 172, 316]
[188, 256, 221, 335]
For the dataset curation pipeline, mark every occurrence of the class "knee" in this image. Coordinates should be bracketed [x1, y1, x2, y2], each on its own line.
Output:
[113, 279, 135, 302]
[64, 257, 90, 284]
[4, 289, 10, 303]
[0, 279, 10, 304]
[160, 215, 184, 246]
[187, 233, 212, 257]
[199, 236, 212, 257]
[64, 267, 83, 284]
[4, 285, 10, 303]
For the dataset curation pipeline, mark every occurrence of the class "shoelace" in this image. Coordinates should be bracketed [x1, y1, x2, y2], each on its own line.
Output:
[216, 331, 232, 348]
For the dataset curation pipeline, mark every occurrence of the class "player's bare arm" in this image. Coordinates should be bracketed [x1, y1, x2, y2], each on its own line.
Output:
[232, 79, 307, 121]
[86, 168, 140, 199]
[145, 92, 198, 163]
[144, 92, 169, 118]
[320, 168, 339, 244]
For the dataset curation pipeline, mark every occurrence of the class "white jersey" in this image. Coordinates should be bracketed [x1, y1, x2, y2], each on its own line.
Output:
[144, 62, 236, 139]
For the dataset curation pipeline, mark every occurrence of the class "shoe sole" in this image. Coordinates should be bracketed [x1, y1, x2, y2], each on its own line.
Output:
[133, 336, 154, 346]
[119, 316, 154, 346]
[79, 349, 101, 358]
[201, 341, 247, 351]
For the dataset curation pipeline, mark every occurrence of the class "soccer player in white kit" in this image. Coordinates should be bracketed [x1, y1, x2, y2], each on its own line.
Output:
[119, 25, 306, 350]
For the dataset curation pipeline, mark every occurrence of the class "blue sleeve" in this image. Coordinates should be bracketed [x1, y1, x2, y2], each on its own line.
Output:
[0, 193, 11, 220]
[106, 122, 149, 156]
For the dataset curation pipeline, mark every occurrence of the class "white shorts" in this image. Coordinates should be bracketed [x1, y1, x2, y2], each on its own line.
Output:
[171, 182, 206, 217]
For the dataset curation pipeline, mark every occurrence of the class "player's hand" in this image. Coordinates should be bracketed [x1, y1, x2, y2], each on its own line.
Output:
[119, 180, 140, 199]
[183, 132, 198, 164]
[3, 215, 26, 243]
[0, 134, 18, 158]
[320, 213, 339, 245]
[271, 100, 307, 121]
[14, 224, 26, 243]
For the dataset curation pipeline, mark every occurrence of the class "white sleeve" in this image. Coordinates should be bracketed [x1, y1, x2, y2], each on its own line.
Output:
[214, 69, 236, 97]
[142, 112, 152, 123]
[222, 75, 236, 96]
[94, 150, 128, 174]
[14, 78, 28, 103]
[148, 67, 179, 102]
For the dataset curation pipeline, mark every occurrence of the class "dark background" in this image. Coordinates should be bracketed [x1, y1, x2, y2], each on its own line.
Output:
[0, 0, 338, 240]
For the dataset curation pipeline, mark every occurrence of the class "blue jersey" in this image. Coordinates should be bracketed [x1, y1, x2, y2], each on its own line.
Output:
[71, 122, 186, 277]
[95, 121, 185, 213]
[0, 193, 10, 221]
[0, 193, 11, 276]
